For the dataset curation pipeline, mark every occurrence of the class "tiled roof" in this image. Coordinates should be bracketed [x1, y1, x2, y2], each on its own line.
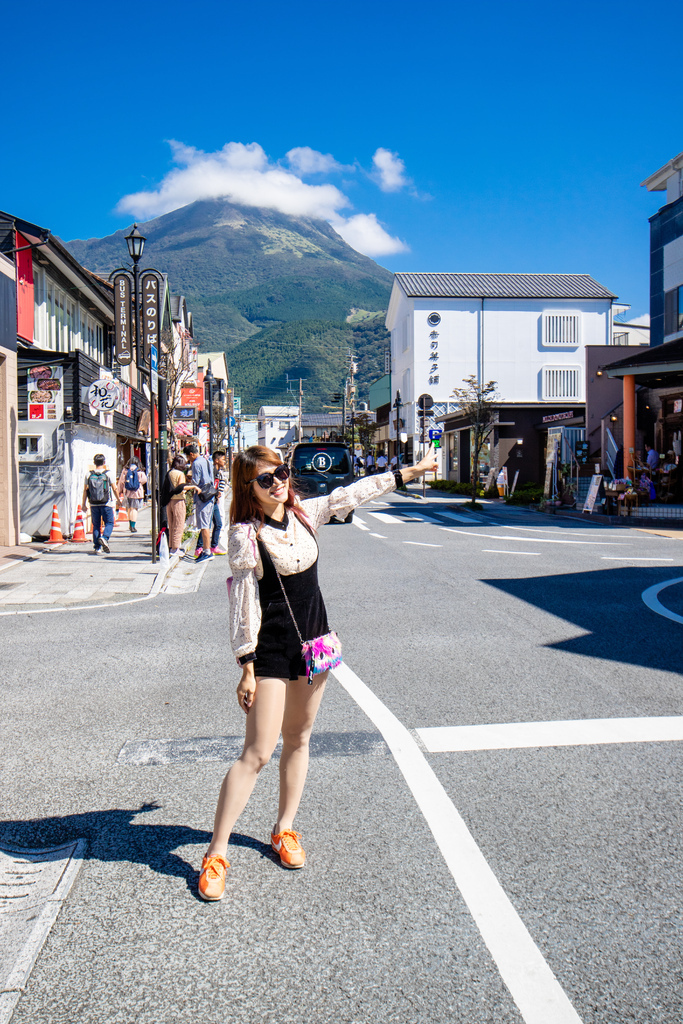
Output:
[395, 272, 617, 300]
[302, 413, 343, 426]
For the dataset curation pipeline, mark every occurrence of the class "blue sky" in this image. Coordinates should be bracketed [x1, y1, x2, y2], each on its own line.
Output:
[3, 0, 681, 316]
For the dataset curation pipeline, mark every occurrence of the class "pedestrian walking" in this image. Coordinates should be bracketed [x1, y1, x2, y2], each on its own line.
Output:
[184, 443, 216, 563]
[82, 454, 119, 555]
[365, 451, 375, 475]
[390, 453, 398, 471]
[211, 450, 231, 555]
[161, 454, 196, 555]
[197, 443, 438, 901]
[117, 457, 147, 533]
[376, 451, 388, 472]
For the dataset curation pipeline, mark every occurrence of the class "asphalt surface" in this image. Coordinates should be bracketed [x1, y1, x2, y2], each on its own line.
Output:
[1, 495, 682, 1024]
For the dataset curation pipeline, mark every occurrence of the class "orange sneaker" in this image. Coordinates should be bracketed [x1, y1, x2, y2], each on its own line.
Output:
[271, 829, 306, 869]
[198, 853, 229, 900]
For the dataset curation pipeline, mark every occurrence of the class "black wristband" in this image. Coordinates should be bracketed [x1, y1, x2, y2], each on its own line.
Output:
[238, 653, 257, 666]
[393, 471, 405, 489]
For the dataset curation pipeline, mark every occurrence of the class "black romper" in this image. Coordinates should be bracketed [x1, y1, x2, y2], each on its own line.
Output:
[254, 512, 329, 681]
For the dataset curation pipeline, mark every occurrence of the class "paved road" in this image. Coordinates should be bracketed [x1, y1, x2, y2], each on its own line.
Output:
[1, 496, 681, 1024]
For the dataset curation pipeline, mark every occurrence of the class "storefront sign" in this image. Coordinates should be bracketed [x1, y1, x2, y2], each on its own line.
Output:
[542, 410, 575, 423]
[27, 363, 63, 421]
[113, 274, 133, 366]
[141, 273, 160, 366]
[175, 407, 196, 419]
[583, 474, 604, 515]
[180, 386, 204, 410]
[428, 330, 440, 387]
[88, 378, 120, 411]
[673, 399, 682, 414]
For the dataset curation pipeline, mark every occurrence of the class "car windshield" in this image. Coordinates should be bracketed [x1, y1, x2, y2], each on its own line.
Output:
[293, 447, 351, 475]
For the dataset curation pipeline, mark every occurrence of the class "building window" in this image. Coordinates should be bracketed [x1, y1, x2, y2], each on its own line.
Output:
[542, 366, 581, 401]
[543, 314, 580, 346]
[402, 316, 409, 352]
[664, 287, 683, 336]
[612, 332, 629, 345]
[278, 421, 290, 430]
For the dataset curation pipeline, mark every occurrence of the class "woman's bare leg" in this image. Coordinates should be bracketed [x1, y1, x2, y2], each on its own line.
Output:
[274, 672, 327, 834]
[207, 677, 287, 857]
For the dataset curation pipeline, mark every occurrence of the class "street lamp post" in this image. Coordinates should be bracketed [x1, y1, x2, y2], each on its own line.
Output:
[110, 224, 163, 563]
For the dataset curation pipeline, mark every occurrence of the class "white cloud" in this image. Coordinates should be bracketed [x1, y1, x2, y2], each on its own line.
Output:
[372, 147, 408, 192]
[116, 140, 408, 257]
[285, 146, 344, 175]
[330, 213, 408, 257]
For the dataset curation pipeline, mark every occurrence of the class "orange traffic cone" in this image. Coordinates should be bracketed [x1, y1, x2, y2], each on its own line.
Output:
[72, 505, 87, 543]
[116, 505, 129, 524]
[49, 504, 64, 543]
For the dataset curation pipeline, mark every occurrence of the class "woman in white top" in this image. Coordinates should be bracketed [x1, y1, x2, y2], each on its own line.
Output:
[197, 444, 437, 900]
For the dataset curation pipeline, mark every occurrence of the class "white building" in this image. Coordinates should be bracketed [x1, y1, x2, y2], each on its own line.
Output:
[386, 272, 630, 481]
[258, 406, 299, 450]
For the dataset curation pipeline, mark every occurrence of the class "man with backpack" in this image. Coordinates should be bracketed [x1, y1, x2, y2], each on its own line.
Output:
[117, 457, 147, 533]
[82, 453, 119, 554]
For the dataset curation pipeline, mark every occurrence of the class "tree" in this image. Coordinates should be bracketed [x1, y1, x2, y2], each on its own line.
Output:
[354, 411, 379, 452]
[451, 376, 499, 504]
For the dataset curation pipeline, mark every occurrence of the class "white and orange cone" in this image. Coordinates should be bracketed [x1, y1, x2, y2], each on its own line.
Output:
[72, 505, 87, 543]
[48, 504, 64, 544]
[116, 505, 129, 524]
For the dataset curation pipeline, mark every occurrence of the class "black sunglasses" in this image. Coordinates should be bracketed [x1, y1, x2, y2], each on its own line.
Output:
[251, 464, 290, 489]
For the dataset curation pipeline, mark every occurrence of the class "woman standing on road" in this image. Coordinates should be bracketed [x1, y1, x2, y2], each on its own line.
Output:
[198, 444, 438, 901]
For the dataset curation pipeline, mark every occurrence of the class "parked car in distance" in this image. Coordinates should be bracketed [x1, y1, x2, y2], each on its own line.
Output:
[289, 443, 355, 523]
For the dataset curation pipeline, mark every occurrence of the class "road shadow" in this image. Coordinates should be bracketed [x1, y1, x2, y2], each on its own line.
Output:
[481, 566, 683, 671]
[0, 805, 274, 902]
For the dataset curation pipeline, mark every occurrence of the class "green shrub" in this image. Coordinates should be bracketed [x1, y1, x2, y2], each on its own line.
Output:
[429, 479, 484, 497]
[506, 485, 544, 505]
[484, 483, 499, 499]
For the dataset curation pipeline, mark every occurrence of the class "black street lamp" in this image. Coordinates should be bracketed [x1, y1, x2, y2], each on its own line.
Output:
[110, 223, 163, 562]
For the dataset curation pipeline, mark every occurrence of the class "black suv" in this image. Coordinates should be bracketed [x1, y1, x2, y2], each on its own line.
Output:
[289, 443, 355, 523]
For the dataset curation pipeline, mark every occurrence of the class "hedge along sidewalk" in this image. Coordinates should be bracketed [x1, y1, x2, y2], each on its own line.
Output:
[0, 507, 179, 615]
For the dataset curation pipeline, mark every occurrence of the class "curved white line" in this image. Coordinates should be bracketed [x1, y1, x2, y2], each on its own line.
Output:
[641, 576, 683, 625]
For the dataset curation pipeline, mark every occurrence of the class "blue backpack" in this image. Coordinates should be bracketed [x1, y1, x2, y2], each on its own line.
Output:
[125, 466, 140, 491]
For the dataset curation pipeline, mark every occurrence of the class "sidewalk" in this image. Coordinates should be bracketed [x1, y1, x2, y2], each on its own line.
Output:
[0, 507, 169, 613]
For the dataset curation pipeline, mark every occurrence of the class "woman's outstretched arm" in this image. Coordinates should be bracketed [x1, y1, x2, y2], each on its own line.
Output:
[302, 447, 439, 529]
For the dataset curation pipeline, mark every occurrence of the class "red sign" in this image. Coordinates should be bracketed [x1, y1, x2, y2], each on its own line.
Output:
[16, 231, 34, 344]
[181, 386, 204, 410]
[29, 404, 44, 420]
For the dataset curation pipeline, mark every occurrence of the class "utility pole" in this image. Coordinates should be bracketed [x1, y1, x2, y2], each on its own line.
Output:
[348, 352, 357, 460]
[298, 377, 303, 442]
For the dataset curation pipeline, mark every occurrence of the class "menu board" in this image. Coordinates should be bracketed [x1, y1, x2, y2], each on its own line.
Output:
[583, 475, 604, 514]
[27, 364, 63, 421]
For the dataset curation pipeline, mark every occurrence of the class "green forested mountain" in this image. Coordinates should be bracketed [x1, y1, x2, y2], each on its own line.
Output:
[65, 199, 393, 411]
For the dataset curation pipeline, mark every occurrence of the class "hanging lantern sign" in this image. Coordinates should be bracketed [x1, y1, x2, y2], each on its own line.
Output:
[88, 378, 120, 412]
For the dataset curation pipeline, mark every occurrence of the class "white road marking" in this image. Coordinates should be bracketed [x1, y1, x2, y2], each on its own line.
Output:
[440, 528, 627, 546]
[417, 716, 683, 752]
[402, 512, 448, 525]
[368, 511, 410, 525]
[352, 516, 370, 531]
[439, 509, 484, 523]
[601, 556, 674, 562]
[369, 533, 387, 539]
[641, 576, 683, 625]
[332, 663, 582, 1024]
[502, 525, 615, 537]
[482, 549, 540, 556]
[403, 541, 442, 547]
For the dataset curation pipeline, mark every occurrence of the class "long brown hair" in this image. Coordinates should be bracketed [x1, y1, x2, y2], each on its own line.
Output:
[230, 446, 311, 533]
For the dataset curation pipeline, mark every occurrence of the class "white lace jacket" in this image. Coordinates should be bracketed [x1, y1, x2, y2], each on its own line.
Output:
[228, 471, 397, 658]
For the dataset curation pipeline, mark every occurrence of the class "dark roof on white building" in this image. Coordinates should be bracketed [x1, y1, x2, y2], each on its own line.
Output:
[395, 272, 617, 300]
